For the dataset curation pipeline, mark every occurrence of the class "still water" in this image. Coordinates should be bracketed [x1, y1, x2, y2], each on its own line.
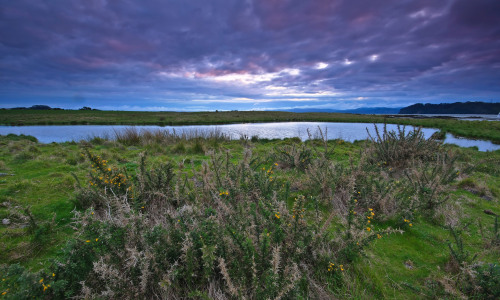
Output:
[1, 122, 499, 152]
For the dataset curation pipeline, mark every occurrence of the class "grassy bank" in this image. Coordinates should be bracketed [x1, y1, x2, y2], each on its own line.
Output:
[0, 130, 499, 299]
[1, 109, 500, 143]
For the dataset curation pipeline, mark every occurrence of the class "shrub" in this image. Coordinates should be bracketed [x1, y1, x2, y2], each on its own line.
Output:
[273, 143, 313, 172]
[367, 124, 442, 168]
[55, 148, 397, 298]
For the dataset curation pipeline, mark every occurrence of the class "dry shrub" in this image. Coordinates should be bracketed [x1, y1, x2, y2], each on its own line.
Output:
[367, 124, 442, 168]
[48, 149, 398, 299]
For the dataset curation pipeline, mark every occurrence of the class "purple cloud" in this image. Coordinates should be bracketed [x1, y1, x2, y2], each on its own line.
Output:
[0, 0, 499, 111]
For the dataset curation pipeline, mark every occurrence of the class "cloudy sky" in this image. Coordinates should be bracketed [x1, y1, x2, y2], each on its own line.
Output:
[1, 0, 499, 111]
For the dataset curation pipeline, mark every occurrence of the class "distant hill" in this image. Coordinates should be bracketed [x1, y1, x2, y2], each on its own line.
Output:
[286, 107, 402, 114]
[399, 101, 500, 114]
[6, 105, 100, 111]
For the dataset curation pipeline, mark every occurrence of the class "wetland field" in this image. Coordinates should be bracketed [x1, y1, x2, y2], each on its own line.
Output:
[0, 123, 499, 299]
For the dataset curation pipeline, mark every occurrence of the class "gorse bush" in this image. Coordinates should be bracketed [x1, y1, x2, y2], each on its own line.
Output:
[367, 124, 442, 168]
[1, 146, 396, 299]
[273, 143, 313, 172]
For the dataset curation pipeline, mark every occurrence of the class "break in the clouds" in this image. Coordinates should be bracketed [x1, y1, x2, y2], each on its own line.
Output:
[1, 0, 499, 111]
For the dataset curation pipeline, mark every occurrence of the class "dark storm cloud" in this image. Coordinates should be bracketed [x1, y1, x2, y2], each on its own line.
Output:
[0, 0, 499, 110]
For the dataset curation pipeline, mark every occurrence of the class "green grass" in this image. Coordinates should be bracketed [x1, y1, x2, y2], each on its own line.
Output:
[0, 133, 498, 298]
[1, 109, 500, 143]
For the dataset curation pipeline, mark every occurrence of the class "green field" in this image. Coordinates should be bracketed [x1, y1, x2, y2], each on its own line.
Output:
[1, 109, 500, 143]
[0, 128, 499, 299]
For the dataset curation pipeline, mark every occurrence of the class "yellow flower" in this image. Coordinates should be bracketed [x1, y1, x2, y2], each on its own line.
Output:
[275, 214, 280, 219]
[377, 234, 382, 239]
[1, 292, 6, 295]
[95, 238, 99, 242]
[52, 273, 55, 277]
[409, 223, 412, 227]
[86, 240, 90, 243]
[39, 278, 43, 283]
[108, 168, 111, 171]
[366, 227, 371, 231]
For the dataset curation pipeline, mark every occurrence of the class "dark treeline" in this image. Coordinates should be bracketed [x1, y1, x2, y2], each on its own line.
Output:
[3, 105, 99, 111]
[399, 101, 500, 114]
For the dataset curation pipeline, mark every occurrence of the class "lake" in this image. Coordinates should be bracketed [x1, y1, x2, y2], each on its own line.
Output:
[1, 122, 499, 152]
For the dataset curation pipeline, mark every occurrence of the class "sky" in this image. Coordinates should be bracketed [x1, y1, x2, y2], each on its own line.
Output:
[1, 0, 500, 112]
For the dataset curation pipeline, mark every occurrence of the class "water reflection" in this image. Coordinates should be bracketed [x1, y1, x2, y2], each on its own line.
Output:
[0, 122, 498, 152]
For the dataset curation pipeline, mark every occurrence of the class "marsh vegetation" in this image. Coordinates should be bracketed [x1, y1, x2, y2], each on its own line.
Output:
[0, 126, 499, 299]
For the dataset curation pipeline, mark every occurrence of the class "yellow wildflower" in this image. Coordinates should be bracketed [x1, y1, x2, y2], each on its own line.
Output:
[95, 238, 99, 242]
[366, 227, 371, 232]
[409, 223, 412, 227]
[39, 278, 43, 283]
[86, 240, 90, 243]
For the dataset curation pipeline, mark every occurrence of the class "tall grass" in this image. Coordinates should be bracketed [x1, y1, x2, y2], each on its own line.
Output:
[111, 127, 230, 146]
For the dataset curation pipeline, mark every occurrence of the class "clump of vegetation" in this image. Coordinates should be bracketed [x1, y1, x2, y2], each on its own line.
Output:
[366, 124, 442, 168]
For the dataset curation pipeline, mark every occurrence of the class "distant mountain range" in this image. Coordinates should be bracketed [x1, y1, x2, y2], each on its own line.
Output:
[286, 107, 402, 114]
[399, 101, 500, 114]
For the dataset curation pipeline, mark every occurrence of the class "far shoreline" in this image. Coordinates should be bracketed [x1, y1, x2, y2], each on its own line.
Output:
[1, 110, 500, 144]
